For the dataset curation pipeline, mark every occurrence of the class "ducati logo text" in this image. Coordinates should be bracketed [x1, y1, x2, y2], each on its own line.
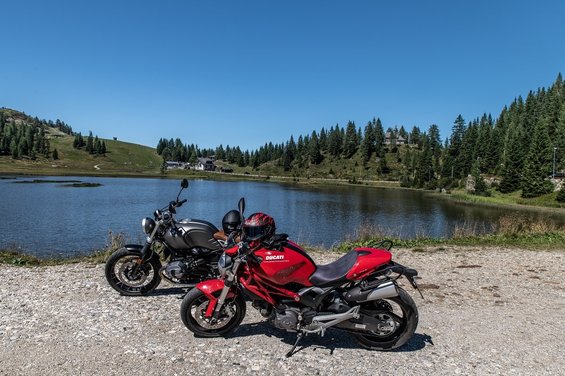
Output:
[265, 255, 285, 261]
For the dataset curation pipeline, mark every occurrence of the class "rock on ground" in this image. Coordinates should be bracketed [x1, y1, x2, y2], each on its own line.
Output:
[1, 247, 564, 375]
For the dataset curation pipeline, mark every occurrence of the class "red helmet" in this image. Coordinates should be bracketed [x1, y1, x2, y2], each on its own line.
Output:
[243, 213, 275, 242]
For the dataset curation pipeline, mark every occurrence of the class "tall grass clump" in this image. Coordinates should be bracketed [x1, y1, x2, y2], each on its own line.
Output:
[82, 230, 126, 263]
[333, 215, 565, 251]
[0, 231, 127, 266]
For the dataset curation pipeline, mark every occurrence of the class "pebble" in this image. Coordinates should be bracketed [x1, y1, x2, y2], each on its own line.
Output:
[0, 247, 564, 375]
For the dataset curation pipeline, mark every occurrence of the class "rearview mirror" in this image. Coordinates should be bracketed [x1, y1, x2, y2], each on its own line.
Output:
[181, 179, 189, 189]
[238, 197, 245, 218]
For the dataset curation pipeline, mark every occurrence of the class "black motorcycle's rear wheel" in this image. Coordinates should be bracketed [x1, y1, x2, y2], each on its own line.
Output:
[105, 248, 162, 296]
[180, 288, 246, 337]
[351, 287, 418, 350]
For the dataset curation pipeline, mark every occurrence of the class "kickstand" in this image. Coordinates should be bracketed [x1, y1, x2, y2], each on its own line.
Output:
[285, 332, 304, 358]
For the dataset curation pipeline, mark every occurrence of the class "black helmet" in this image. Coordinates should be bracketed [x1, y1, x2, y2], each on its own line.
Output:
[243, 213, 275, 242]
[222, 210, 242, 234]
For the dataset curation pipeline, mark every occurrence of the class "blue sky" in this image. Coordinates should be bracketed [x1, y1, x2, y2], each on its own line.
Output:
[1, 1, 564, 151]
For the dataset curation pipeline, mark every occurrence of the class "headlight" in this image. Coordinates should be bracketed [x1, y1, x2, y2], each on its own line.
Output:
[142, 217, 156, 234]
[218, 253, 233, 278]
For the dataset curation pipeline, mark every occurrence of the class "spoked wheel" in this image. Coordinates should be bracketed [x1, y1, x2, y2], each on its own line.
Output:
[180, 288, 246, 337]
[351, 287, 418, 350]
[105, 248, 162, 296]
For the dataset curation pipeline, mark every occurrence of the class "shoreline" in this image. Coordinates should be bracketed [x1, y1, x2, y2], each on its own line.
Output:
[3, 169, 565, 215]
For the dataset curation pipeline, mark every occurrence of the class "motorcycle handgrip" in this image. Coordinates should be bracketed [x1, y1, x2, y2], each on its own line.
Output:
[177, 199, 187, 206]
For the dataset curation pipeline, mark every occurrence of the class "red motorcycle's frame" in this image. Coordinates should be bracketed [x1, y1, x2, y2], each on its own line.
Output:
[181, 236, 421, 356]
[200, 241, 396, 311]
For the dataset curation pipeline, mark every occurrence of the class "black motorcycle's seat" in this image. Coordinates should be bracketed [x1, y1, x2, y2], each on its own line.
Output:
[309, 250, 358, 287]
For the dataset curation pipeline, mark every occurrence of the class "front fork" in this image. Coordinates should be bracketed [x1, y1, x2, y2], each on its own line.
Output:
[133, 222, 162, 272]
[211, 258, 243, 319]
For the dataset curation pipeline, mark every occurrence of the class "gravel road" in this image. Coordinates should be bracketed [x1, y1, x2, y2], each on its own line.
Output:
[1, 247, 564, 375]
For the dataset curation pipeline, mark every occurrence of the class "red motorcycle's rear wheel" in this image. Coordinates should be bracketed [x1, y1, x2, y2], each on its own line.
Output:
[351, 287, 418, 350]
[180, 288, 246, 337]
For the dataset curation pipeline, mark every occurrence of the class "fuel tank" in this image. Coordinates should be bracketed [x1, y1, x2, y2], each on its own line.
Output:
[163, 219, 222, 251]
[253, 241, 316, 286]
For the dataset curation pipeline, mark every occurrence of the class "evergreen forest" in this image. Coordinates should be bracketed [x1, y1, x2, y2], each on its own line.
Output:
[157, 74, 565, 199]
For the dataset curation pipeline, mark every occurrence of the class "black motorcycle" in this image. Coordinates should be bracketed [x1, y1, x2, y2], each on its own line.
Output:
[105, 179, 243, 296]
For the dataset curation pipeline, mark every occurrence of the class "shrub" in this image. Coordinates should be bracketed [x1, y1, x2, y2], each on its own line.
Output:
[557, 188, 565, 203]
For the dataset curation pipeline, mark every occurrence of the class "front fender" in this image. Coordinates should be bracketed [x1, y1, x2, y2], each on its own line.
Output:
[196, 279, 227, 298]
[196, 279, 235, 317]
[124, 244, 143, 252]
[122, 244, 160, 263]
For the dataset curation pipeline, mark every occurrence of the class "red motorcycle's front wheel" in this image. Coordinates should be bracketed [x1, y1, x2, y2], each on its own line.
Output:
[180, 288, 246, 337]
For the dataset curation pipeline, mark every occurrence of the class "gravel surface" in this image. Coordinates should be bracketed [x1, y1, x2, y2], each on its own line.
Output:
[1, 247, 564, 375]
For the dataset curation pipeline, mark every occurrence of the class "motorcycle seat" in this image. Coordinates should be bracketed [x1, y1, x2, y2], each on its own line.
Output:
[213, 230, 241, 243]
[309, 250, 358, 287]
[213, 230, 228, 241]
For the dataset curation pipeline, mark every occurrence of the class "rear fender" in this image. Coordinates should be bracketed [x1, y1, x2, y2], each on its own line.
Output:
[346, 248, 392, 280]
[195, 279, 235, 317]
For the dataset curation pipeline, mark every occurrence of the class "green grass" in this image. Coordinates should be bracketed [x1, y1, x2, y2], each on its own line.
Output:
[0, 133, 163, 176]
[0, 231, 124, 266]
[334, 214, 565, 252]
[446, 188, 565, 210]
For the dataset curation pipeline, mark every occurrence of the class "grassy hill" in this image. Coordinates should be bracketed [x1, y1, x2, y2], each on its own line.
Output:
[0, 118, 162, 177]
[214, 147, 407, 182]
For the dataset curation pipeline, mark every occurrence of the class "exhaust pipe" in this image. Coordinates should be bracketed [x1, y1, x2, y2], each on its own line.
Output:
[344, 281, 398, 303]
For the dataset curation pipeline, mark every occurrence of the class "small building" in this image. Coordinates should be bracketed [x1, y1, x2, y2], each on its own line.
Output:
[195, 158, 216, 171]
[385, 131, 406, 145]
[165, 161, 188, 170]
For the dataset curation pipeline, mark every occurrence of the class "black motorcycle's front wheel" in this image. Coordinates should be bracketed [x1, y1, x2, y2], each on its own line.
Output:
[351, 287, 419, 350]
[180, 288, 246, 337]
[105, 248, 162, 296]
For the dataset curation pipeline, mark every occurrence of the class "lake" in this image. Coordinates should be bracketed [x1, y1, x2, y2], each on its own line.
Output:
[1, 176, 563, 257]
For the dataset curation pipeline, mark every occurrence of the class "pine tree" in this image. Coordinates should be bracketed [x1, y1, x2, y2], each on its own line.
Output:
[283, 145, 293, 171]
[360, 121, 375, 163]
[521, 119, 554, 198]
[498, 125, 526, 193]
[327, 125, 342, 157]
[309, 131, 323, 164]
[374, 118, 385, 157]
[455, 121, 478, 178]
[450, 114, 466, 156]
[319, 128, 328, 151]
[343, 121, 358, 158]
[52, 148, 59, 160]
[86, 131, 94, 153]
[471, 159, 488, 195]
[409, 126, 422, 146]
[428, 124, 442, 174]
[415, 135, 434, 187]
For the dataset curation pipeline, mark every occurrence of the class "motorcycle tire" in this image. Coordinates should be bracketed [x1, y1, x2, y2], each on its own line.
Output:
[105, 248, 162, 296]
[350, 287, 419, 350]
[180, 288, 246, 337]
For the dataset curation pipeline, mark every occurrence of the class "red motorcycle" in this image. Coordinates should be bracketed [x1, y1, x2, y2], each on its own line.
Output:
[180, 205, 422, 356]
